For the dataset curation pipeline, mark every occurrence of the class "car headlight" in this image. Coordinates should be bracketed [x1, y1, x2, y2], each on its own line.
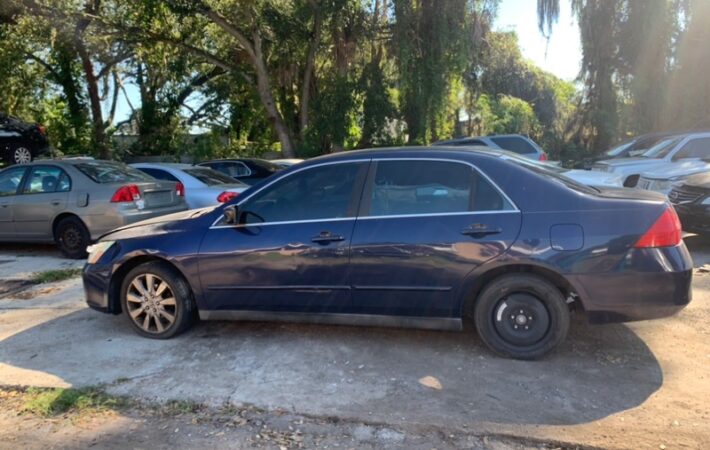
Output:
[86, 241, 115, 264]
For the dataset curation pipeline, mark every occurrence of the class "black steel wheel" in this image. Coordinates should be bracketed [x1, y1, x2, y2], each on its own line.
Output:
[474, 274, 570, 360]
[55, 216, 90, 259]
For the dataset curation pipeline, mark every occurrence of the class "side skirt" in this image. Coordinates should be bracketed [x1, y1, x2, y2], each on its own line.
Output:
[199, 310, 462, 332]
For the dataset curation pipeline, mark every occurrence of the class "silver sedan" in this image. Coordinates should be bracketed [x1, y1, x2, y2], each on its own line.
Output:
[130, 163, 248, 209]
[0, 159, 187, 258]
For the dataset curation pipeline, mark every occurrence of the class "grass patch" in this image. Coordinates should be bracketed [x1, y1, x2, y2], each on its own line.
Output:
[32, 268, 82, 284]
[22, 387, 126, 416]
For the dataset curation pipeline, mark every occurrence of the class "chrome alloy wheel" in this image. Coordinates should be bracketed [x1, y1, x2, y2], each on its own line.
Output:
[125, 274, 177, 334]
[13, 147, 32, 164]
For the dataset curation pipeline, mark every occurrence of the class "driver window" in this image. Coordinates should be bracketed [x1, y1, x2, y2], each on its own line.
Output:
[241, 162, 366, 224]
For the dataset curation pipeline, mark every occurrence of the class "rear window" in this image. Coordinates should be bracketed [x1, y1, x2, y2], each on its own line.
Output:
[249, 159, 281, 173]
[75, 161, 153, 183]
[490, 136, 538, 154]
[185, 168, 246, 186]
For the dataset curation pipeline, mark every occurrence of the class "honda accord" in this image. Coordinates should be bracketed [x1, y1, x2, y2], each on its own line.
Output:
[83, 147, 692, 359]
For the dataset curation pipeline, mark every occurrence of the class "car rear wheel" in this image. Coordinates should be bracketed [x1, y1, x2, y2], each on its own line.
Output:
[474, 274, 570, 360]
[120, 262, 194, 339]
[55, 216, 90, 259]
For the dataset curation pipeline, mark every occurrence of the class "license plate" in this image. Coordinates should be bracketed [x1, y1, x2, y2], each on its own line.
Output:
[144, 191, 172, 206]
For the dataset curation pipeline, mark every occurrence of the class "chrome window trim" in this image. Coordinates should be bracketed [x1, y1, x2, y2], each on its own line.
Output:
[209, 156, 519, 229]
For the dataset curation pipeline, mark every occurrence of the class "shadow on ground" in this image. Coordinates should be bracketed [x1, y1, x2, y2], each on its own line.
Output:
[0, 306, 662, 429]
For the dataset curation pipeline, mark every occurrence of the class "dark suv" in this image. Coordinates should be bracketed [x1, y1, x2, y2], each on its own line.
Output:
[0, 113, 50, 165]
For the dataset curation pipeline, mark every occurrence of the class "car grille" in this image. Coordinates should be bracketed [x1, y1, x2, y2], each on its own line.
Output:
[668, 186, 707, 204]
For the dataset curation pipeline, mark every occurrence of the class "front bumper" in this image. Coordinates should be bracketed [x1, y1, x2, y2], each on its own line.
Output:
[83, 262, 113, 313]
[674, 203, 710, 235]
[569, 244, 693, 324]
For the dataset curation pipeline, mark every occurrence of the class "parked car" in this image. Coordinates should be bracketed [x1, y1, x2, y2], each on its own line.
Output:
[479, 149, 622, 187]
[667, 173, 710, 235]
[131, 163, 249, 209]
[572, 131, 679, 169]
[433, 134, 548, 161]
[83, 147, 691, 359]
[636, 159, 710, 194]
[592, 132, 710, 187]
[0, 159, 187, 258]
[271, 158, 304, 169]
[196, 158, 281, 185]
[0, 113, 50, 165]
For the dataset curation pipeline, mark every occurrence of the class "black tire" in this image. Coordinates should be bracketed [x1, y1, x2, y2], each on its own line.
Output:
[474, 274, 570, 360]
[55, 216, 90, 259]
[120, 261, 194, 339]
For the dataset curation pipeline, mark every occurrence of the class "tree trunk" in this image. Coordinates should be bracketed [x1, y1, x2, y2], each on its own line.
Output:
[299, 4, 322, 139]
[252, 35, 295, 157]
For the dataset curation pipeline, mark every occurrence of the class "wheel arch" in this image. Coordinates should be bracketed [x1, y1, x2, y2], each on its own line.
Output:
[458, 262, 582, 319]
[107, 254, 193, 314]
[52, 213, 88, 241]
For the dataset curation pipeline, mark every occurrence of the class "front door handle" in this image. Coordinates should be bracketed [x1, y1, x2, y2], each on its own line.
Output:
[461, 224, 502, 238]
[311, 231, 345, 244]
[51, 200, 61, 206]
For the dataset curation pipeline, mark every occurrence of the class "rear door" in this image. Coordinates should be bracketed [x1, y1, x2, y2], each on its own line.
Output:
[0, 166, 28, 238]
[348, 158, 522, 318]
[12, 165, 71, 239]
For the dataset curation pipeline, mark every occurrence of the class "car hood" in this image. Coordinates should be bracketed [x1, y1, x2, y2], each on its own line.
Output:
[680, 171, 710, 188]
[99, 206, 217, 241]
[595, 157, 660, 168]
[563, 169, 623, 187]
[640, 160, 710, 180]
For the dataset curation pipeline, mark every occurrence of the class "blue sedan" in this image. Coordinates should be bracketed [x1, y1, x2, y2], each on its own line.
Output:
[83, 147, 692, 359]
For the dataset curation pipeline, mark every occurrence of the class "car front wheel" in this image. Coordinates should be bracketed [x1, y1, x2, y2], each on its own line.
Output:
[474, 274, 570, 360]
[120, 262, 195, 339]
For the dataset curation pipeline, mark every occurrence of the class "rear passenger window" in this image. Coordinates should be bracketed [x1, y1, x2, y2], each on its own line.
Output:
[367, 160, 512, 216]
[490, 137, 537, 154]
[23, 166, 71, 194]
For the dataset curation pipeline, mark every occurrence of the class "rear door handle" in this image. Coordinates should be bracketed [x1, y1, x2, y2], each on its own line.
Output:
[51, 200, 61, 206]
[311, 231, 345, 244]
[461, 225, 502, 238]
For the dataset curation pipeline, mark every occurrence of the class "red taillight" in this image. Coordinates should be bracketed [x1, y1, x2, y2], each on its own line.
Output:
[111, 184, 141, 203]
[175, 182, 185, 197]
[37, 125, 46, 135]
[634, 207, 682, 248]
[539, 153, 548, 161]
[217, 191, 238, 203]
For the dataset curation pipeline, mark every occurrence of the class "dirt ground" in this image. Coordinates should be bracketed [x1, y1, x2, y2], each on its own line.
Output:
[0, 239, 709, 449]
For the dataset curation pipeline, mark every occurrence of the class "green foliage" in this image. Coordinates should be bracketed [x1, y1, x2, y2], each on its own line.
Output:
[22, 387, 126, 417]
[32, 268, 82, 284]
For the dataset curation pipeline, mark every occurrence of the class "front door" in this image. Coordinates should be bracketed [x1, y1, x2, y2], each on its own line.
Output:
[12, 165, 71, 239]
[348, 159, 522, 318]
[199, 160, 369, 313]
[0, 166, 28, 238]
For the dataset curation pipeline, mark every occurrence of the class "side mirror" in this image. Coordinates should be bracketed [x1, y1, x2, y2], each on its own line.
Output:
[223, 205, 239, 224]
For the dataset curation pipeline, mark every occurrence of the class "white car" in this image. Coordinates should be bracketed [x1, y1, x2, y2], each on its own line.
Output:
[636, 159, 710, 194]
[592, 132, 710, 187]
[131, 163, 249, 209]
[496, 151, 623, 187]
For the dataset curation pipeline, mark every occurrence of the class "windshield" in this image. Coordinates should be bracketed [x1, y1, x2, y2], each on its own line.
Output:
[75, 161, 154, 183]
[185, 168, 247, 186]
[642, 136, 683, 158]
[250, 159, 281, 172]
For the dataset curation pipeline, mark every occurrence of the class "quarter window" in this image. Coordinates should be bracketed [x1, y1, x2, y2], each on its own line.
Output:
[0, 167, 27, 196]
[367, 160, 512, 217]
[23, 166, 71, 194]
[240, 162, 366, 224]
